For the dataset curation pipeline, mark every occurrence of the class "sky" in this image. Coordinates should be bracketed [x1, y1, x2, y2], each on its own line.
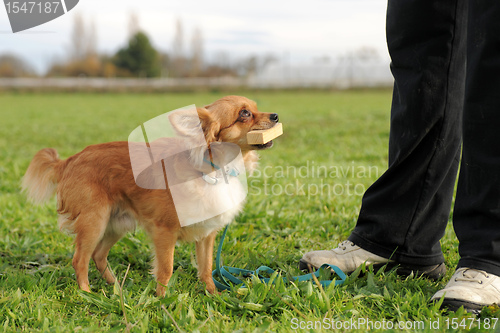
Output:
[0, 0, 389, 74]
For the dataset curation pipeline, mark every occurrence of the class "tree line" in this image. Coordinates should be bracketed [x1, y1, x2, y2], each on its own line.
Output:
[0, 14, 277, 78]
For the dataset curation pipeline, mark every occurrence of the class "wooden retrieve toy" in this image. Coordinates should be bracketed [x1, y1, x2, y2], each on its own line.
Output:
[247, 123, 283, 145]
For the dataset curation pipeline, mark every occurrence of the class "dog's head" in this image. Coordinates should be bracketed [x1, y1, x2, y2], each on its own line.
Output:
[200, 96, 279, 152]
[168, 96, 277, 170]
[169, 95, 279, 149]
[203, 95, 279, 151]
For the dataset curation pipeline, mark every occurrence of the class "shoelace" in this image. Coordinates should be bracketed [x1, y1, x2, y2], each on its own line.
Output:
[455, 268, 490, 284]
[338, 240, 355, 251]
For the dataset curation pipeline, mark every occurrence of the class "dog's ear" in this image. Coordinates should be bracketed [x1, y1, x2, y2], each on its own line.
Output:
[168, 107, 219, 143]
[168, 107, 220, 169]
[197, 107, 220, 144]
[169, 107, 203, 139]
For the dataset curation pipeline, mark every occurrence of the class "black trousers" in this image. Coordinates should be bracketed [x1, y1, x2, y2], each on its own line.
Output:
[349, 0, 500, 276]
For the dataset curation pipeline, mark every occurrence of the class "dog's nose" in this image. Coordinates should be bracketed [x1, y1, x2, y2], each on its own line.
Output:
[270, 113, 279, 123]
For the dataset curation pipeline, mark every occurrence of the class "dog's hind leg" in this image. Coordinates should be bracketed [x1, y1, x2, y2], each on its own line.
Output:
[92, 213, 135, 284]
[92, 231, 123, 284]
[72, 207, 111, 292]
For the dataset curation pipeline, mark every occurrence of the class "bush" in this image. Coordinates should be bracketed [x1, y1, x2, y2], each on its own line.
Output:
[113, 31, 161, 78]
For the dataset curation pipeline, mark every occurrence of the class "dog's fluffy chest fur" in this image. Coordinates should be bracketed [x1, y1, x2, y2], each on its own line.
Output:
[176, 174, 247, 242]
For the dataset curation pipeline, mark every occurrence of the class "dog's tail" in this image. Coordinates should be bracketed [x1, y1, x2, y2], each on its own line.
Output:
[22, 148, 64, 204]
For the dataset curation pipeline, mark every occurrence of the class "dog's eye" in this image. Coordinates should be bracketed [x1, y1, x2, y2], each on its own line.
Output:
[239, 109, 251, 118]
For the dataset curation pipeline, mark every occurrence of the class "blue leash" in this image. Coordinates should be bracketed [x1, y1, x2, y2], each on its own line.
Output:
[212, 225, 347, 291]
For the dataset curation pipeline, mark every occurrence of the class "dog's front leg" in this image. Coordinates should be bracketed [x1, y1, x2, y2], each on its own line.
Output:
[152, 227, 177, 297]
[195, 230, 217, 294]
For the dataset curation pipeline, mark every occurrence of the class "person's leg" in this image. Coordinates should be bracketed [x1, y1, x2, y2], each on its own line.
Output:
[454, 0, 500, 277]
[301, 0, 466, 274]
[348, 0, 466, 265]
[432, 0, 500, 313]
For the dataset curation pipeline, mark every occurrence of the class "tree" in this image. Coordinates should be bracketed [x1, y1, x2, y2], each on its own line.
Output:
[203, 51, 237, 77]
[69, 13, 86, 61]
[190, 27, 203, 77]
[170, 18, 186, 77]
[114, 31, 161, 77]
[238, 54, 277, 77]
[68, 13, 97, 61]
[45, 54, 119, 78]
[48, 13, 106, 78]
[128, 12, 140, 39]
[86, 18, 97, 57]
[0, 53, 35, 77]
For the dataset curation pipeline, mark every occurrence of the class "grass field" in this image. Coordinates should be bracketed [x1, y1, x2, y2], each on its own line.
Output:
[1, 91, 498, 332]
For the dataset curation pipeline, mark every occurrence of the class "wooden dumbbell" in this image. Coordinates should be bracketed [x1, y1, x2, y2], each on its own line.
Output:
[246, 123, 283, 145]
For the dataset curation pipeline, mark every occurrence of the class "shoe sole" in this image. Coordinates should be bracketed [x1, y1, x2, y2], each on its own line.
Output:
[437, 298, 484, 314]
[299, 260, 446, 281]
[376, 262, 447, 281]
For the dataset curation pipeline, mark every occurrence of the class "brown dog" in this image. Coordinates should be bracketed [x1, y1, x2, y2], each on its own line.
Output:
[22, 96, 279, 296]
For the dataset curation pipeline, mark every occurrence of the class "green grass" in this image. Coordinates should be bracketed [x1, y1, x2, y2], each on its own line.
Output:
[0, 91, 498, 332]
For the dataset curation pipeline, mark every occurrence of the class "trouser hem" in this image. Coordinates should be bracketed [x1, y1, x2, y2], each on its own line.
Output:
[458, 258, 500, 277]
[349, 232, 445, 266]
